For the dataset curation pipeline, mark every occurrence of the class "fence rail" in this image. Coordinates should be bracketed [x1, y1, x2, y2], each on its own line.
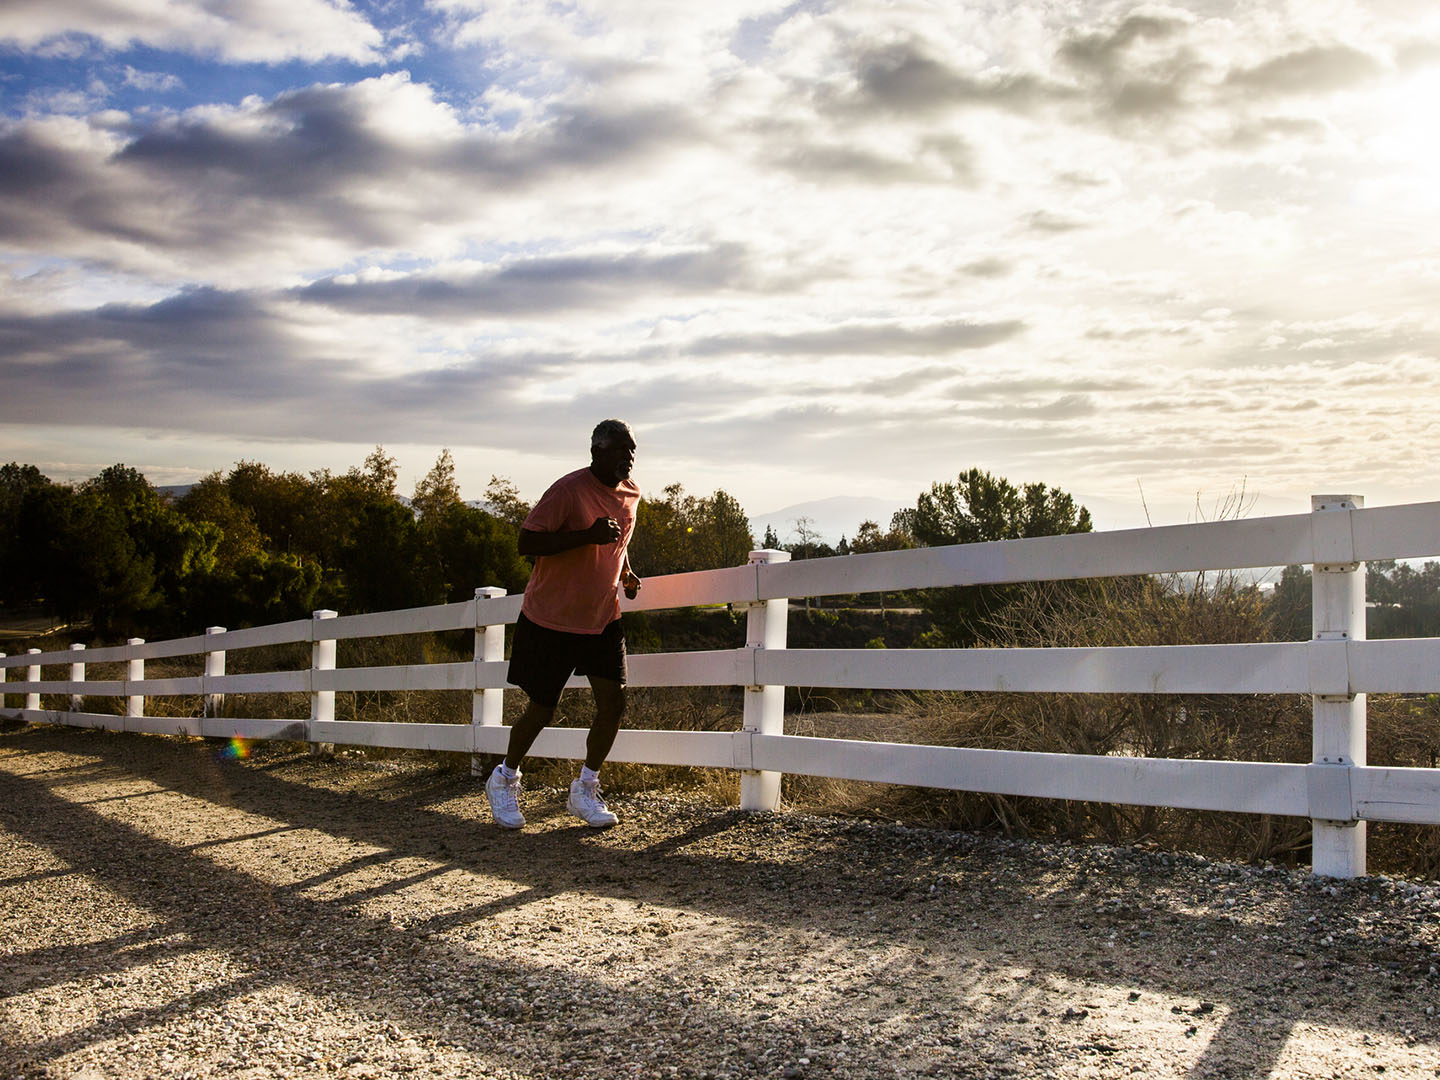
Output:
[5, 492, 1440, 878]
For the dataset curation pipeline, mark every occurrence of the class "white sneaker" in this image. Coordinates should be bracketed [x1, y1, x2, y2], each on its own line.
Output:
[567, 779, 618, 827]
[485, 767, 525, 829]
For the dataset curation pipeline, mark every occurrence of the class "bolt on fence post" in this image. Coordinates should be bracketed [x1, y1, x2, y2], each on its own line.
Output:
[1310, 494, 1366, 879]
[741, 548, 791, 812]
[472, 586, 507, 777]
[69, 644, 85, 713]
[204, 627, 226, 719]
[127, 639, 145, 723]
[310, 609, 338, 755]
[26, 649, 40, 712]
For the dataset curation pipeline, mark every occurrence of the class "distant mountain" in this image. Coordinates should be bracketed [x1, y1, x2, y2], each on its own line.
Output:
[750, 495, 900, 548]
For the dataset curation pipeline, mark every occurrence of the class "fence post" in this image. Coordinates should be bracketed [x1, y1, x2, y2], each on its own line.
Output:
[1310, 494, 1366, 879]
[309, 609, 338, 754]
[472, 586, 508, 777]
[204, 627, 226, 718]
[69, 644, 85, 713]
[127, 639, 145, 722]
[741, 548, 791, 811]
[26, 649, 40, 712]
[0, 653, 6, 712]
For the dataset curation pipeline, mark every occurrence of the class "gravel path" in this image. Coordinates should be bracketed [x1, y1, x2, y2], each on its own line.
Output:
[2, 723, 1438, 1080]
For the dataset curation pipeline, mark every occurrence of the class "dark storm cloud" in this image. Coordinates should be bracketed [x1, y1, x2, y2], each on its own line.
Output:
[293, 244, 771, 317]
[690, 318, 1025, 357]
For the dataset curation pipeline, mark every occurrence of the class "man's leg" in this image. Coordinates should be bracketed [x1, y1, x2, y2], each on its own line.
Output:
[504, 697, 556, 772]
[568, 676, 624, 827]
[584, 676, 625, 771]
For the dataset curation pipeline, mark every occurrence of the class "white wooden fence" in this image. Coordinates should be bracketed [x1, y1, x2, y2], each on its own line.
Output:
[4, 493, 1440, 879]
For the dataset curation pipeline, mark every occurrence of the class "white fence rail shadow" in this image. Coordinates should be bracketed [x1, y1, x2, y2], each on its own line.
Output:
[5, 493, 1440, 879]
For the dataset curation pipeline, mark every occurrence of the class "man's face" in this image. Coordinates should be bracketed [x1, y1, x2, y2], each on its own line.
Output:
[593, 433, 636, 483]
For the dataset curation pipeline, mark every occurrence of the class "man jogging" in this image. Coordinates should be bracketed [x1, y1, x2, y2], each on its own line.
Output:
[486, 419, 642, 829]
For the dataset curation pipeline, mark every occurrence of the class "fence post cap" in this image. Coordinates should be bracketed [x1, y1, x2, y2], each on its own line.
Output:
[205, 626, 227, 635]
[475, 586, 507, 599]
[70, 643, 85, 651]
[312, 609, 338, 619]
[1311, 494, 1364, 511]
[748, 548, 792, 565]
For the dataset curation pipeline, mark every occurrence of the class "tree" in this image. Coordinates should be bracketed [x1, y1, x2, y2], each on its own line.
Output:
[419, 503, 531, 604]
[1266, 565, 1311, 642]
[358, 445, 398, 498]
[412, 449, 461, 522]
[850, 519, 914, 555]
[789, 516, 820, 560]
[849, 519, 916, 615]
[176, 474, 264, 576]
[892, 467, 1092, 546]
[225, 461, 320, 559]
[761, 524, 781, 550]
[894, 468, 1093, 646]
[484, 475, 531, 529]
[629, 484, 754, 577]
[0, 463, 55, 607]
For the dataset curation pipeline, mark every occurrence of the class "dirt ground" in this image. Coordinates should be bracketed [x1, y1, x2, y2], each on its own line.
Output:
[1, 723, 1438, 1080]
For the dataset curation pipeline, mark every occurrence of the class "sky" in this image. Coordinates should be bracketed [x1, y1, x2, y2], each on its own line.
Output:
[2, 0, 1438, 539]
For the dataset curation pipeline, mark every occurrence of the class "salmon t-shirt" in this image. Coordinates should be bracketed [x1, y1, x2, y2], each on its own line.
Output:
[520, 466, 640, 634]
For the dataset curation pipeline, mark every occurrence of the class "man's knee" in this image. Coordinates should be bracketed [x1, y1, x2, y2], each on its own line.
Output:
[590, 678, 625, 723]
[519, 699, 557, 728]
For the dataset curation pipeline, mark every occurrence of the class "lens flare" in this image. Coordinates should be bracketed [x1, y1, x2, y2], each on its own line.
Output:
[219, 737, 251, 760]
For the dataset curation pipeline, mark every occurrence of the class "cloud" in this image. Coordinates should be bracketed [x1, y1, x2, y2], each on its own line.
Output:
[122, 66, 184, 93]
[1224, 45, 1387, 97]
[690, 318, 1026, 357]
[0, 74, 702, 275]
[767, 131, 978, 185]
[0, 0, 387, 64]
[293, 245, 778, 318]
[821, 40, 1072, 117]
[1057, 13, 1194, 76]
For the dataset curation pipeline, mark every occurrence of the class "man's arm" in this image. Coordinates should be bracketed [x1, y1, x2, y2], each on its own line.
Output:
[518, 516, 621, 557]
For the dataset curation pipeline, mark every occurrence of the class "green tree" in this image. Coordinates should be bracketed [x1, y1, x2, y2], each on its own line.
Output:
[225, 461, 321, 559]
[629, 484, 754, 577]
[412, 448, 461, 523]
[893, 468, 1093, 646]
[0, 463, 55, 607]
[850, 519, 914, 555]
[1266, 565, 1311, 641]
[484, 475, 531, 529]
[419, 503, 531, 604]
[176, 474, 264, 576]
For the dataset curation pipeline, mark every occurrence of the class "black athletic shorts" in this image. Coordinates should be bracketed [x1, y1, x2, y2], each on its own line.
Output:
[507, 612, 627, 708]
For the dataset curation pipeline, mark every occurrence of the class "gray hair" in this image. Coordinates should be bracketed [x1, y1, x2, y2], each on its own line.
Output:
[590, 419, 633, 451]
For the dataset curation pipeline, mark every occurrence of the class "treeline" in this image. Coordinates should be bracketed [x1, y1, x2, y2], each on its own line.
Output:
[0, 449, 768, 640]
[7, 448, 1435, 649]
